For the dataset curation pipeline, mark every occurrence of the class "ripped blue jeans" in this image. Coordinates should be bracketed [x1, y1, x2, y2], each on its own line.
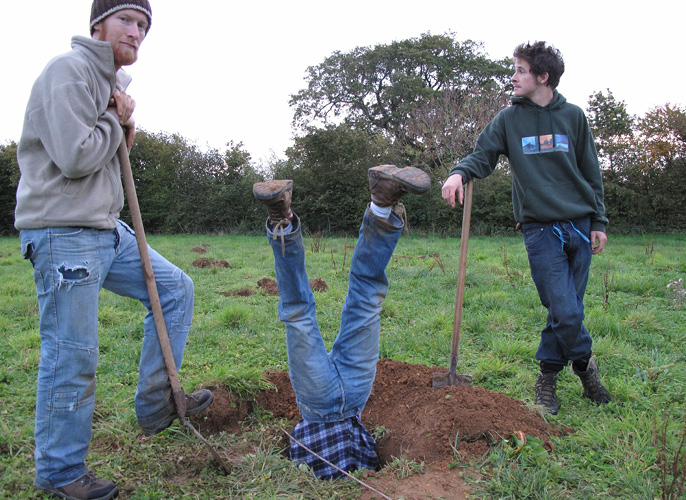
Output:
[268, 208, 403, 422]
[20, 221, 194, 489]
[522, 217, 594, 367]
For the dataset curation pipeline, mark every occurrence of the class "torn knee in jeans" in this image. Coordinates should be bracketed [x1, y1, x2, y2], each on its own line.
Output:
[56, 262, 90, 291]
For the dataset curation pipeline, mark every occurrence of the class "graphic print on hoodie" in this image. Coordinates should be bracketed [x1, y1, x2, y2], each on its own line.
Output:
[522, 134, 569, 154]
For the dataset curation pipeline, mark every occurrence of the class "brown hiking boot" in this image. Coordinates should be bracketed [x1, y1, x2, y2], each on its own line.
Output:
[143, 389, 214, 436]
[572, 358, 611, 405]
[368, 165, 430, 207]
[253, 180, 294, 254]
[253, 180, 293, 227]
[535, 371, 560, 415]
[38, 471, 118, 500]
[182, 388, 214, 416]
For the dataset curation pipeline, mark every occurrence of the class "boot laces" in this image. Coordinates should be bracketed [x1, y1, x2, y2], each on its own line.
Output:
[536, 373, 559, 410]
[538, 381, 557, 406]
[393, 202, 410, 234]
[271, 219, 289, 256]
[266, 201, 291, 256]
[80, 472, 97, 486]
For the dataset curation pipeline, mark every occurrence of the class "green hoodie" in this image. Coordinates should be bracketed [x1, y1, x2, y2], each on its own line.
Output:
[449, 91, 607, 233]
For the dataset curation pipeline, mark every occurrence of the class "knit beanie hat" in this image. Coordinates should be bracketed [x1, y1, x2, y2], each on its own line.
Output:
[90, 0, 152, 34]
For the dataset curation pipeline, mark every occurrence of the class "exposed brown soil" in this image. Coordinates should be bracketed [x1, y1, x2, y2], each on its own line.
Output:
[309, 277, 329, 292]
[255, 277, 329, 296]
[257, 277, 279, 295]
[192, 257, 231, 268]
[192, 359, 566, 500]
[191, 247, 207, 254]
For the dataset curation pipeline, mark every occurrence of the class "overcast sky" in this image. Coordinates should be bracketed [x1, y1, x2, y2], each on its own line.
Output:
[3, 1, 684, 162]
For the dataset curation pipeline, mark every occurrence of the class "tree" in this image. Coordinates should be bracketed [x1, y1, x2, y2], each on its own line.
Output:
[591, 102, 686, 232]
[278, 124, 391, 233]
[126, 131, 259, 233]
[207, 141, 264, 233]
[402, 86, 510, 179]
[286, 32, 515, 235]
[0, 142, 19, 235]
[634, 105, 686, 229]
[638, 104, 686, 167]
[586, 89, 634, 172]
[125, 130, 190, 232]
[290, 32, 511, 148]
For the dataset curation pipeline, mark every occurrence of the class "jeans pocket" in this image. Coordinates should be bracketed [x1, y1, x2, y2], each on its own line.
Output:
[523, 225, 546, 249]
[117, 219, 136, 236]
[21, 238, 46, 293]
[21, 239, 34, 260]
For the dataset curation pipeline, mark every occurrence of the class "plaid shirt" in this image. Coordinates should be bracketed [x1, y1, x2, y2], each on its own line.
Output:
[289, 415, 379, 479]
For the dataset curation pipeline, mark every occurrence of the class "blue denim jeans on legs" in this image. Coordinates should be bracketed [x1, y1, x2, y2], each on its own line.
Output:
[20, 221, 193, 489]
[268, 208, 403, 422]
[522, 217, 593, 367]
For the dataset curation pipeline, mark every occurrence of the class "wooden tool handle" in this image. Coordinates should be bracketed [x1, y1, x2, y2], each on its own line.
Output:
[450, 180, 473, 360]
[117, 138, 187, 417]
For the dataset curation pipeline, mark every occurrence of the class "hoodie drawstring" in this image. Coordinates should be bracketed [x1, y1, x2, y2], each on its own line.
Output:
[569, 220, 590, 243]
[552, 221, 590, 252]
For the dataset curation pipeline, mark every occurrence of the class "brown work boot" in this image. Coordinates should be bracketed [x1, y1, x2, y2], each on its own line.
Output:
[143, 389, 214, 436]
[254, 180, 294, 254]
[535, 371, 560, 415]
[183, 388, 214, 416]
[37, 470, 118, 500]
[253, 180, 293, 228]
[572, 358, 611, 405]
[368, 165, 430, 207]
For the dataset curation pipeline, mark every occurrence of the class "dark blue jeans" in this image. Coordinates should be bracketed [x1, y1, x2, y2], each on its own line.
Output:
[522, 217, 594, 367]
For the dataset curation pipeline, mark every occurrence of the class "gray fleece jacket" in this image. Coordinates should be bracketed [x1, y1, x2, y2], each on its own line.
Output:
[14, 36, 130, 230]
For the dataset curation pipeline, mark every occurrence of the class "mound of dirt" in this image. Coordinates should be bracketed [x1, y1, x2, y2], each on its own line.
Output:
[192, 258, 231, 268]
[257, 277, 279, 295]
[193, 359, 566, 499]
[191, 247, 207, 254]
[256, 277, 329, 296]
[195, 359, 562, 464]
[366, 359, 560, 463]
[309, 277, 328, 292]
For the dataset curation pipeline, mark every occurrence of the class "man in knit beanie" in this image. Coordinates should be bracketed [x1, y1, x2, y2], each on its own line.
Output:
[15, 2, 212, 499]
[90, 0, 153, 35]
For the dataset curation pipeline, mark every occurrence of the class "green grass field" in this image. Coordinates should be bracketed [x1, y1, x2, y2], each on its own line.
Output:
[1, 232, 685, 499]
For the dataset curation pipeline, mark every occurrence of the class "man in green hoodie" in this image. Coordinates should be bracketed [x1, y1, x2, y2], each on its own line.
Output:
[442, 41, 611, 415]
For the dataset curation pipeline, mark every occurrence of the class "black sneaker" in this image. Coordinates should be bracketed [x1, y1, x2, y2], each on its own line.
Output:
[144, 389, 213, 436]
[572, 357, 611, 404]
[535, 371, 560, 415]
[368, 165, 430, 207]
[38, 471, 118, 500]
